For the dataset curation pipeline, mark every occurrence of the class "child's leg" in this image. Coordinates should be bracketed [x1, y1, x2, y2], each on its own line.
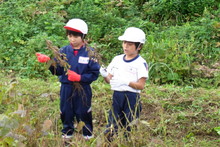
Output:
[105, 91, 124, 135]
[74, 85, 93, 136]
[76, 111, 93, 136]
[123, 92, 141, 131]
[60, 84, 75, 136]
[105, 109, 119, 133]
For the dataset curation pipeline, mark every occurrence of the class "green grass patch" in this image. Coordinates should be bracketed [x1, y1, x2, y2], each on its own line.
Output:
[0, 73, 219, 146]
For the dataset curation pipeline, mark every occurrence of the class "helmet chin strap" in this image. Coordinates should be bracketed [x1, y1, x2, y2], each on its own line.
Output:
[82, 33, 87, 39]
[136, 43, 141, 50]
[137, 43, 141, 49]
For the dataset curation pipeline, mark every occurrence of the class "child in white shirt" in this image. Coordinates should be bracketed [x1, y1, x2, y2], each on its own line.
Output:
[100, 27, 148, 140]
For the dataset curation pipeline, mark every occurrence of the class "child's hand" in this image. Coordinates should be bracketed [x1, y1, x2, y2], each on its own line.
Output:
[99, 66, 108, 77]
[35, 53, 50, 63]
[67, 70, 81, 82]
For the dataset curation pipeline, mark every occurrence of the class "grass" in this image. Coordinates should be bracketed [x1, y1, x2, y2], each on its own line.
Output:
[0, 72, 220, 147]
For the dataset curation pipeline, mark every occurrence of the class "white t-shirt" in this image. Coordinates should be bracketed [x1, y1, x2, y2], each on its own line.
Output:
[107, 54, 148, 93]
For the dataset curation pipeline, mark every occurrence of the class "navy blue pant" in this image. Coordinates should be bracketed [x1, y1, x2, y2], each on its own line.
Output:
[106, 91, 141, 133]
[60, 83, 93, 136]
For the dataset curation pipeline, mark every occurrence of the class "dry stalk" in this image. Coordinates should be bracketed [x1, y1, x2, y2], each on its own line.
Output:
[46, 40, 70, 71]
[45, 40, 83, 95]
[45, 40, 102, 100]
[84, 41, 104, 66]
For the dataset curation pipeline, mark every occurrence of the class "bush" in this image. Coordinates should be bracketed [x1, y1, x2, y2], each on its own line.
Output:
[0, 0, 219, 87]
[142, 0, 218, 24]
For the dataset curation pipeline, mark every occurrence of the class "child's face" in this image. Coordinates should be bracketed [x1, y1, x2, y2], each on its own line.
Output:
[68, 34, 84, 49]
[122, 41, 139, 57]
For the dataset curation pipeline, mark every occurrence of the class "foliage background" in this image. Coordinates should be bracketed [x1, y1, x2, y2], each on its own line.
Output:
[0, 0, 220, 146]
[0, 0, 219, 87]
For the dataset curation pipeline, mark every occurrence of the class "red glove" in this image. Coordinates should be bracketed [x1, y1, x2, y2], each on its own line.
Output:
[68, 70, 81, 82]
[35, 53, 50, 63]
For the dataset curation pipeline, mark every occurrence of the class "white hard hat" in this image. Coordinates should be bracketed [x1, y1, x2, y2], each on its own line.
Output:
[118, 27, 146, 44]
[64, 18, 88, 34]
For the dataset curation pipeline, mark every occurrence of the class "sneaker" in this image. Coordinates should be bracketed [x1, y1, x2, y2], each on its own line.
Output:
[83, 135, 94, 140]
[62, 134, 73, 139]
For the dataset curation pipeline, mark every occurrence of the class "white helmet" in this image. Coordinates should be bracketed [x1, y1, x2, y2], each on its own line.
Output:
[118, 27, 146, 44]
[64, 18, 88, 34]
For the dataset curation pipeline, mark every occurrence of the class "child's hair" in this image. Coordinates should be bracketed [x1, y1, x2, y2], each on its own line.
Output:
[135, 42, 143, 53]
[66, 30, 86, 39]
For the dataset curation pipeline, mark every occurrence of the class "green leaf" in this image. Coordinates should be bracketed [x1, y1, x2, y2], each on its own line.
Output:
[214, 127, 220, 135]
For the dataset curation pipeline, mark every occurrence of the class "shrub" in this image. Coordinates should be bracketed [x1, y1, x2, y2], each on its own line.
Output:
[0, 0, 219, 87]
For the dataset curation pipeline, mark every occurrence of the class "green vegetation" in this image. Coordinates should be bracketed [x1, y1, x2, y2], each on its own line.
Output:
[0, 0, 219, 146]
[0, 0, 219, 87]
[0, 73, 219, 146]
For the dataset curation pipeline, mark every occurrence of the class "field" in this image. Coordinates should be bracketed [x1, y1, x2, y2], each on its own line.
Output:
[1, 73, 219, 146]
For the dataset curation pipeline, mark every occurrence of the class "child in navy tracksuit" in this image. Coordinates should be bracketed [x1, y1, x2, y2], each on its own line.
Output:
[36, 18, 100, 139]
[100, 27, 148, 139]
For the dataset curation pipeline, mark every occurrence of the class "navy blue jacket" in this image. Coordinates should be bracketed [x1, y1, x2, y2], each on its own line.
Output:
[49, 44, 100, 85]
